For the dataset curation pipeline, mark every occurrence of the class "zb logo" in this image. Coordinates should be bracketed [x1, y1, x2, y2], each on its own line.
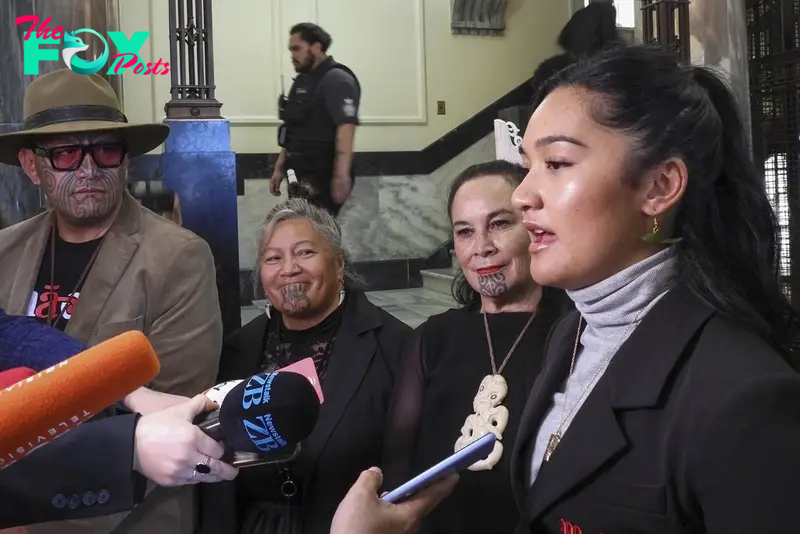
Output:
[16, 16, 170, 76]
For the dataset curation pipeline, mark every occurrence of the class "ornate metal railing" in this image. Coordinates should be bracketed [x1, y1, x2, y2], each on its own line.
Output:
[641, 0, 692, 63]
[165, 0, 222, 119]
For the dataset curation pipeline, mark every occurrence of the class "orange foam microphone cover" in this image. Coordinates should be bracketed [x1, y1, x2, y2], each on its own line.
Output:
[0, 330, 160, 470]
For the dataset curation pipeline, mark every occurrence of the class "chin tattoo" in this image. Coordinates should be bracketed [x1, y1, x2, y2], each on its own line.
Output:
[280, 283, 312, 312]
[477, 272, 508, 297]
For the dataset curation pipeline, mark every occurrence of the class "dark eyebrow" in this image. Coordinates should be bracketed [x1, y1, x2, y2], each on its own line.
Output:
[533, 135, 588, 148]
[452, 208, 515, 227]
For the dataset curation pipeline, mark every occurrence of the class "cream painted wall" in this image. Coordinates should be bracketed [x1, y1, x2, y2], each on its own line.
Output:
[119, 0, 567, 155]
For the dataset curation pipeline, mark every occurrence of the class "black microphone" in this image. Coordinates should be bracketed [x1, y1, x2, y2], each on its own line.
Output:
[198, 371, 320, 465]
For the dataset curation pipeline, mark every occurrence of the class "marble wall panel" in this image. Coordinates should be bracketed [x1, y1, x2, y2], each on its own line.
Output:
[339, 176, 380, 262]
[235, 134, 498, 267]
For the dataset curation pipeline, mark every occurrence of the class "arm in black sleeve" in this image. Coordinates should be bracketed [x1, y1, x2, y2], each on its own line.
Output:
[380, 324, 429, 490]
[0, 414, 146, 528]
[689, 374, 800, 533]
[321, 70, 360, 126]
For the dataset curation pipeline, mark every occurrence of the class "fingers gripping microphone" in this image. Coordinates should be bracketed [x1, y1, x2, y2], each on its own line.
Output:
[0, 331, 160, 470]
[198, 371, 320, 462]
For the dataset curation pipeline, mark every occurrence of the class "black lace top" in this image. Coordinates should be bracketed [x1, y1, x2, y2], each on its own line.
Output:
[237, 300, 345, 526]
[259, 301, 344, 381]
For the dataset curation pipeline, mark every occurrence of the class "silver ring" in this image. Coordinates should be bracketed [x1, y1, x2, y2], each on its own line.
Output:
[189, 469, 197, 482]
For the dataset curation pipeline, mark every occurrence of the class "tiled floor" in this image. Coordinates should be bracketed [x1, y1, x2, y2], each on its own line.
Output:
[240, 288, 458, 329]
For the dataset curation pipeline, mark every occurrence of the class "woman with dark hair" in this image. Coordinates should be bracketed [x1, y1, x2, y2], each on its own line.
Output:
[382, 160, 570, 534]
[510, 45, 800, 533]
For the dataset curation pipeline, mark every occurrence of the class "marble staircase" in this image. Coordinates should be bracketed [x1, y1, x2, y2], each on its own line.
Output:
[421, 267, 458, 296]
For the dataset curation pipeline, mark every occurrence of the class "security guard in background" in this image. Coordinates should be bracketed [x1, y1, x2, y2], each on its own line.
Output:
[270, 23, 361, 217]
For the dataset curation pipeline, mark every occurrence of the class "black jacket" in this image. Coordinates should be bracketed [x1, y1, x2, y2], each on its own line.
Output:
[0, 414, 144, 528]
[198, 290, 411, 534]
[511, 285, 800, 533]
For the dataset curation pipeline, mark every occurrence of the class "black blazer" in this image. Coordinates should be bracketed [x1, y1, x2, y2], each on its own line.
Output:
[511, 285, 800, 533]
[0, 414, 144, 528]
[198, 290, 411, 534]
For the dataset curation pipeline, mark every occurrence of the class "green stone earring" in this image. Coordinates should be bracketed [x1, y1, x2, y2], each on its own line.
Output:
[641, 217, 682, 245]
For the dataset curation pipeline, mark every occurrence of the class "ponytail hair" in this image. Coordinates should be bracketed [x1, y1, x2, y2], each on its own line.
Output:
[537, 45, 796, 357]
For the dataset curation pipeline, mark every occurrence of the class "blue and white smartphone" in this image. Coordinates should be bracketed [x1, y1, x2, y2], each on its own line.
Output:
[381, 433, 496, 504]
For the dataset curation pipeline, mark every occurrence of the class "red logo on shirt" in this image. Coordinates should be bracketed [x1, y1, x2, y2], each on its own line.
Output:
[560, 518, 604, 534]
[27, 284, 80, 321]
[560, 518, 583, 534]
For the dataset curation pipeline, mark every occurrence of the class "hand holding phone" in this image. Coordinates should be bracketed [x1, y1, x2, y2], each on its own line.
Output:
[381, 433, 496, 504]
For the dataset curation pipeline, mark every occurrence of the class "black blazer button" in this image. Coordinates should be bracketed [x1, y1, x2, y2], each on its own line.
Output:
[83, 491, 97, 506]
[52, 494, 67, 509]
[68, 494, 81, 509]
[97, 489, 110, 504]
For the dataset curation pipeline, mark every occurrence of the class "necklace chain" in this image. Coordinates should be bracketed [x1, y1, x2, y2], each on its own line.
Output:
[543, 306, 648, 463]
[483, 311, 536, 375]
[46, 221, 105, 329]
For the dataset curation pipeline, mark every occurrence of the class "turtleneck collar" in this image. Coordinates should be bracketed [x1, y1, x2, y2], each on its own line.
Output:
[567, 247, 678, 333]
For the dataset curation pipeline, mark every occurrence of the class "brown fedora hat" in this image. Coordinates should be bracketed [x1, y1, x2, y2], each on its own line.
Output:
[0, 69, 169, 166]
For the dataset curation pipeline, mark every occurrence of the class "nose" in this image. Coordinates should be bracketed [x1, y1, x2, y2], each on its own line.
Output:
[280, 255, 302, 276]
[75, 148, 97, 178]
[475, 229, 498, 258]
[512, 168, 543, 214]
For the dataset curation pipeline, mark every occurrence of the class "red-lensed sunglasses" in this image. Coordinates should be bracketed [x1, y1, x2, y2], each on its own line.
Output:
[32, 142, 128, 172]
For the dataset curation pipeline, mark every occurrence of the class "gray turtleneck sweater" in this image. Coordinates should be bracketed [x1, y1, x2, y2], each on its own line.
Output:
[528, 247, 678, 485]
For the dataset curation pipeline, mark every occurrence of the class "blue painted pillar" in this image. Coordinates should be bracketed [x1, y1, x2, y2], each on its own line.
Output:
[160, 120, 240, 335]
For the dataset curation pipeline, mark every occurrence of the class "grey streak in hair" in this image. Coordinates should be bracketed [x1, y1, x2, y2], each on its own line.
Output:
[252, 198, 362, 296]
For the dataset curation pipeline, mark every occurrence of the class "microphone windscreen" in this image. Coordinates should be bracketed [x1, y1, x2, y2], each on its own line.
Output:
[0, 368, 36, 389]
[0, 331, 160, 469]
[219, 371, 320, 454]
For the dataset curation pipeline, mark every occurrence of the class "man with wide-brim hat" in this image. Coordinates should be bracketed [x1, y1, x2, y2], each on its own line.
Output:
[0, 69, 224, 534]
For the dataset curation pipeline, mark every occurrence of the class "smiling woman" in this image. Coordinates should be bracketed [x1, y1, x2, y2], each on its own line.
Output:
[198, 197, 412, 534]
[381, 160, 571, 534]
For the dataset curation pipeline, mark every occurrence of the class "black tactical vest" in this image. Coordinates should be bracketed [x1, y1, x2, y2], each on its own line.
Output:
[278, 58, 360, 167]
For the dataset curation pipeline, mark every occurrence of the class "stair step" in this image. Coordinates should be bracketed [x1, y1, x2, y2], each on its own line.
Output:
[421, 268, 459, 296]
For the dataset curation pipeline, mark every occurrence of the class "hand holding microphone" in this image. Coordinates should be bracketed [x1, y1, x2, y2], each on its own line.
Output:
[133, 394, 238, 486]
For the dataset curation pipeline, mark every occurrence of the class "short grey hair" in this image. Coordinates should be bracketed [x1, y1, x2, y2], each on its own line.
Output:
[253, 198, 362, 295]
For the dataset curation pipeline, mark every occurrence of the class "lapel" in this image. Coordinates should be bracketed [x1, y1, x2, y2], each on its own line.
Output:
[65, 193, 141, 343]
[511, 311, 582, 502]
[297, 290, 381, 476]
[218, 314, 269, 383]
[517, 285, 715, 521]
[6, 212, 53, 315]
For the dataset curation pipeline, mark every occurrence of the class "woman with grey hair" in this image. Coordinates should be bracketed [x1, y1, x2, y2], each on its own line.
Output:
[198, 198, 411, 534]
